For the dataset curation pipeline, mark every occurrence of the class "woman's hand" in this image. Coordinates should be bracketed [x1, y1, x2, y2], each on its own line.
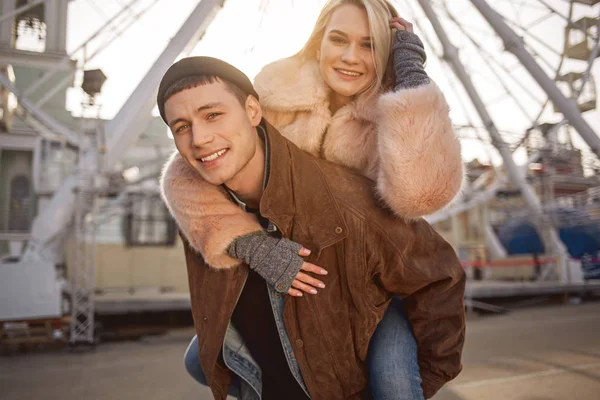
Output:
[288, 247, 328, 297]
[390, 17, 414, 33]
[389, 17, 429, 90]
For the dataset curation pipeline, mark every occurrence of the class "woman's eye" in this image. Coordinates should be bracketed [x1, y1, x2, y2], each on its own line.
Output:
[362, 42, 373, 50]
[330, 37, 346, 44]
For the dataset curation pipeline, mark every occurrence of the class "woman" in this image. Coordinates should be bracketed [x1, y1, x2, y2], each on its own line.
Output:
[163, 0, 462, 398]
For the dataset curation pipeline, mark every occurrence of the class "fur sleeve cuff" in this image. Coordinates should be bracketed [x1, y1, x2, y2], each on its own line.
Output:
[376, 81, 464, 218]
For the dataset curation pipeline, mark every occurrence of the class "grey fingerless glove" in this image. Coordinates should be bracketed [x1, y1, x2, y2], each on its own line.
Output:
[227, 231, 304, 293]
[392, 30, 430, 91]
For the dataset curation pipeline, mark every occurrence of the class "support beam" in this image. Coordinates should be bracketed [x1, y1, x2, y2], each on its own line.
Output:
[0, 45, 75, 69]
[470, 0, 600, 159]
[0, 71, 80, 146]
[0, 132, 37, 150]
[0, 0, 15, 46]
[44, 0, 69, 53]
[0, 0, 44, 25]
[417, 0, 569, 281]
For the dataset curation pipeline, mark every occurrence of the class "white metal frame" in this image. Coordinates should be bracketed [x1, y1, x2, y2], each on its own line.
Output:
[0, 0, 226, 342]
[417, 0, 570, 280]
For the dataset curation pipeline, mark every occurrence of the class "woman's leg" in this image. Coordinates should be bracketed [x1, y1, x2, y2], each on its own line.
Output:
[184, 335, 240, 397]
[368, 297, 424, 400]
[184, 335, 209, 386]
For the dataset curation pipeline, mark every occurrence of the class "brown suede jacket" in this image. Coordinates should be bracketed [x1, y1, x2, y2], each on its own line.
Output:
[179, 122, 466, 399]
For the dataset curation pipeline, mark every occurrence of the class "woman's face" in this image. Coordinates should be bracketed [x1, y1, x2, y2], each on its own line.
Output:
[317, 4, 377, 101]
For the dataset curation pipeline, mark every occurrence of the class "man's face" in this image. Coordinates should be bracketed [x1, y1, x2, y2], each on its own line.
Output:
[165, 81, 262, 186]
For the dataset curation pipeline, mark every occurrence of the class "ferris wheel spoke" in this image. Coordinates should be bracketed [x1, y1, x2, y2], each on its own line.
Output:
[523, 10, 559, 30]
[530, 0, 572, 23]
[498, 0, 552, 13]
[505, 18, 564, 58]
[443, 6, 544, 120]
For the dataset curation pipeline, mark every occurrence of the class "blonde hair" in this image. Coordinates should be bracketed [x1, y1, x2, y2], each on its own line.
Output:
[296, 0, 399, 97]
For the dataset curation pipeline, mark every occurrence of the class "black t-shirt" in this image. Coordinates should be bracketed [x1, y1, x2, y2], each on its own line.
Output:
[231, 269, 309, 400]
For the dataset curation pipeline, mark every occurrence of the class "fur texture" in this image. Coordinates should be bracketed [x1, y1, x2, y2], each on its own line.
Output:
[255, 56, 464, 218]
[160, 152, 263, 269]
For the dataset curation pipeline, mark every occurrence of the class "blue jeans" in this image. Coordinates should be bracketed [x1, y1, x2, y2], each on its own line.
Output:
[184, 297, 424, 400]
[367, 297, 424, 400]
[183, 336, 241, 397]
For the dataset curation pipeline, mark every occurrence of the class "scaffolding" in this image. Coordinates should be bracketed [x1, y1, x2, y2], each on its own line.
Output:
[69, 97, 103, 345]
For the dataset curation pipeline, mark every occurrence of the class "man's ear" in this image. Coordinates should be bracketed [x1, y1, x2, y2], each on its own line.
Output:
[245, 95, 262, 127]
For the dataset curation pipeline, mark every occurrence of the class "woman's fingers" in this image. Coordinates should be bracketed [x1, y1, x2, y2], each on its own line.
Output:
[300, 261, 328, 275]
[298, 247, 311, 256]
[295, 272, 326, 289]
[288, 250, 328, 297]
[390, 17, 414, 33]
[291, 279, 319, 295]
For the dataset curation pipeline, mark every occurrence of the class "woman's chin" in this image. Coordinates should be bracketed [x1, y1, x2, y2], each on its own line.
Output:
[329, 84, 363, 99]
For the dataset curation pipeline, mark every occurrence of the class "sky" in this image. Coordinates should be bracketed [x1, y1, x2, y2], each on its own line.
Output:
[34, 0, 600, 165]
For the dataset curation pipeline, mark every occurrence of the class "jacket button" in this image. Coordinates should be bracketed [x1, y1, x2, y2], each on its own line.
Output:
[335, 226, 343, 234]
[296, 339, 304, 348]
[277, 283, 286, 292]
[203, 316, 208, 322]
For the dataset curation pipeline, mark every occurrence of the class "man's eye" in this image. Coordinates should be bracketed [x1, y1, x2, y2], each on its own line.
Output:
[207, 112, 221, 120]
[175, 124, 189, 133]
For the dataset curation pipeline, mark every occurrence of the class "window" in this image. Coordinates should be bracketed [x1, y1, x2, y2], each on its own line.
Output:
[8, 175, 31, 231]
[14, 0, 46, 52]
[122, 193, 177, 247]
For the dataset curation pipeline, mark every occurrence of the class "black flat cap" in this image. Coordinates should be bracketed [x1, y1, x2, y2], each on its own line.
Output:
[157, 56, 259, 124]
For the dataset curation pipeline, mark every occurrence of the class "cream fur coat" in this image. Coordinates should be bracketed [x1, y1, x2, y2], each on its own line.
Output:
[161, 56, 463, 269]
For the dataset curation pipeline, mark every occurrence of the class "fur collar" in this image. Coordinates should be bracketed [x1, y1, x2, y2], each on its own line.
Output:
[254, 56, 379, 123]
[255, 56, 330, 112]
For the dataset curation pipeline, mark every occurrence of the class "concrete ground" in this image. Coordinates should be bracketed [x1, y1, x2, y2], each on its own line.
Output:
[437, 301, 600, 400]
[1, 302, 599, 400]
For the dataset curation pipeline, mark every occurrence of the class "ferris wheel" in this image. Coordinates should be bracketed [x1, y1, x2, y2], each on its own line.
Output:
[394, 0, 599, 165]
[380, 0, 599, 271]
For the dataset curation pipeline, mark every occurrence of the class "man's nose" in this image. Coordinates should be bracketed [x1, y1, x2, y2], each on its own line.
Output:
[191, 125, 214, 148]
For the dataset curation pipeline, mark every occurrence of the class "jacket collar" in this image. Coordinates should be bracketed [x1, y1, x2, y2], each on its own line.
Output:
[260, 121, 348, 252]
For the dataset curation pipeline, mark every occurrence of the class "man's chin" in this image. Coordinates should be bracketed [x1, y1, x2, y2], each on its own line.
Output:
[197, 173, 227, 186]
[188, 164, 221, 185]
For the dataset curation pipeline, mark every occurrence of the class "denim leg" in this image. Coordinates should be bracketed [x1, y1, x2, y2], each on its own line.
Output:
[368, 297, 424, 400]
[184, 335, 241, 397]
[184, 335, 208, 386]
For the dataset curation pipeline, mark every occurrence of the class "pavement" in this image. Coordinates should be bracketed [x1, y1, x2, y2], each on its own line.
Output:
[1, 301, 599, 400]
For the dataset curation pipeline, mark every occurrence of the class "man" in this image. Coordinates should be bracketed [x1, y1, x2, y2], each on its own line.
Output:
[159, 56, 466, 400]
